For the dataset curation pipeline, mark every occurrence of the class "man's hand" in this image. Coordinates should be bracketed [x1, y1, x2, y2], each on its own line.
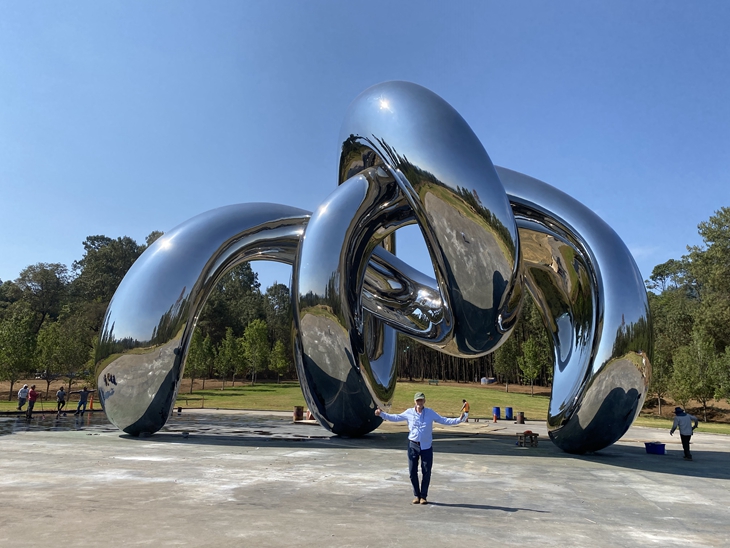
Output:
[459, 412, 465, 421]
[375, 408, 381, 417]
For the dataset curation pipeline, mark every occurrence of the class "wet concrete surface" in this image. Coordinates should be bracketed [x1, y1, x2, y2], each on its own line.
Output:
[0, 410, 728, 547]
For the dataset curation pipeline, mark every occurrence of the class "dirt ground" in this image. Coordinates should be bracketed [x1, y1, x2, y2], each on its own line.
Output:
[3, 377, 728, 423]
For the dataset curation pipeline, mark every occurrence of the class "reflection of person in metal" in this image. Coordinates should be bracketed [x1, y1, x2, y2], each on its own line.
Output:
[670, 407, 699, 460]
[72, 387, 96, 416]
[375, 392, 465, 505]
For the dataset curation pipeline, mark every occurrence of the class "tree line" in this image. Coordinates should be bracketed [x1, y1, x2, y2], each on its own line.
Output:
[645, 207, 730, 421]
[2, 207, 729, 418]
[0, 232, 162, 398]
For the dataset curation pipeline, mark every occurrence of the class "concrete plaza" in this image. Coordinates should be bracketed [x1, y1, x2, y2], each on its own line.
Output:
[0, 410, 728, 547]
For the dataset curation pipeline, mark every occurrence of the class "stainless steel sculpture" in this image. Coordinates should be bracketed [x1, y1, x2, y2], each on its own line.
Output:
[95, 81, 652, 453]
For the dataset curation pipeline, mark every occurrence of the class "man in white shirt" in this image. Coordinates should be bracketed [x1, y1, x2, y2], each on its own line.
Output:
[670, 406, 699, 460]
[17, 384, 28, 411]
[376, 392, 465, 505]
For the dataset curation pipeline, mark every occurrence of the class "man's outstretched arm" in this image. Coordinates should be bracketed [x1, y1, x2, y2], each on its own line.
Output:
[430, 409, 465, 425]
[375, 408, 408, 422]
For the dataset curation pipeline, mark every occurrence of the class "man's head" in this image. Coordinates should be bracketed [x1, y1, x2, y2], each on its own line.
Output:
[463, 399, 467, 403]
[23, 384, 27, 389]
[30, 385, 35, 389]
[675, 407, 684, 415]
[414, 392, 426, 410]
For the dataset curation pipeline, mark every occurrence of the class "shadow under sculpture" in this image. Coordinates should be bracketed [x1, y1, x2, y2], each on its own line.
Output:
[95, 81, 652, 454]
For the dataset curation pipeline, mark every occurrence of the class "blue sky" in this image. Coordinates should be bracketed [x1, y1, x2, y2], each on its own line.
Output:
[1, 2, 728, 291]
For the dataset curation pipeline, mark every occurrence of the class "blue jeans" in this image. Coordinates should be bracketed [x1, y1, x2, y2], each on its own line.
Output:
[408, 441, 433, 498]
[76, 401, 87, 414]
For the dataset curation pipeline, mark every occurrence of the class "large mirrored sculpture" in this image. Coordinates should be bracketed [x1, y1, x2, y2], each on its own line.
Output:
[95, 81, 652, 453]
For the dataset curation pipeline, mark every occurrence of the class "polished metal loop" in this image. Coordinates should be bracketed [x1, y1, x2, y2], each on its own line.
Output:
[96, 81, 651, 453]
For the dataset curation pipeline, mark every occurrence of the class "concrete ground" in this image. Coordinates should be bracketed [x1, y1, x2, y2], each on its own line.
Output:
[0, 410, 728, 547]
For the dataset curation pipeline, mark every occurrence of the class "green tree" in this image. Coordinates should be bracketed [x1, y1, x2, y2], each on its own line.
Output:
[0, 280, 22, 319]
[72, 235, 144, 302]
[214, 327, 241, 388]
[686, 207, 730, 352]
[144, 231, 164, 248]
[518, 337, 545, 396]
[269, 339, 289, 383]
[56, 311, 97, 391]
[493, 335, 520, 392]
[185, 330, 207, 393]
[671, 329, 720, 422]
[646, 286, 696, 415]
[36, 321, 63, 395]
[521, 297, 553, 385]
[0, 305, 37, 399]
[242, 319, 270, 386]
[263, 281, 292, 357]
[188, 334, 216, 390]
[715, 349, 730, 404]
[197, 263, 264, 345]
[15, 263, 70, 333]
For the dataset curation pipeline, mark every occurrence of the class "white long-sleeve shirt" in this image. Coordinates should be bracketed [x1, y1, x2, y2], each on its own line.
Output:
[671, 413, 698, 436]
[379, 407, 463, 450]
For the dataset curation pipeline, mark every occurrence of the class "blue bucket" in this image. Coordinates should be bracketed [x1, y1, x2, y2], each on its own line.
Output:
[644, 442, 666, 455]
[505, 407, 513, 420]
[492, 406, 500, 419]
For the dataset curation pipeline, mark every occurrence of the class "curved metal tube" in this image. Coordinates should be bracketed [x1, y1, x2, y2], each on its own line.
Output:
[497, 167, 652, 453]
[291, 81, 524, 435]
[338, 82, 523, 356]
[96, 81, 651, 454]
[95, 204, 309, 435]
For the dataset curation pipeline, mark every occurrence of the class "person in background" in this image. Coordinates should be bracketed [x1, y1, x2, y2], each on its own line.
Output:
[375, 392, 465, 505]
[670, 406, 699, 460]
[460, 399, 470, 422]
[72, 387, 96, 416]
[56, 386, 67, 415]
[26, 385, 39, 418]
[17, 384, 29, 411]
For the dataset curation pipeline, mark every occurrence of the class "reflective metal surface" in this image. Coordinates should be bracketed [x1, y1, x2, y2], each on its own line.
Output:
[497, 167, 652, 453]
[96, 81, 651, 453]
[95, 204, 309, 435]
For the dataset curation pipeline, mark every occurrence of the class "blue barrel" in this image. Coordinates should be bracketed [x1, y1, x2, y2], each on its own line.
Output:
[505, 407, 513, 420]
[492, 406, 500, 419]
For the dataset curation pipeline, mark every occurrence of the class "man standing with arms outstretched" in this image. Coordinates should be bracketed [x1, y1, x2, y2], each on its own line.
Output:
[375, 392, 465, 505]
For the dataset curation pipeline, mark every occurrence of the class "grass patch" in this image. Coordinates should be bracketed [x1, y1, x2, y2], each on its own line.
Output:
[174, 380, 550, 421]
[385, 381, 549, 420]
[175, 381, 306, 411]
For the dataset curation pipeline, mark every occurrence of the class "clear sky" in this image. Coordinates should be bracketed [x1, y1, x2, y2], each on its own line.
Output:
[1, 2, 728, 291]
